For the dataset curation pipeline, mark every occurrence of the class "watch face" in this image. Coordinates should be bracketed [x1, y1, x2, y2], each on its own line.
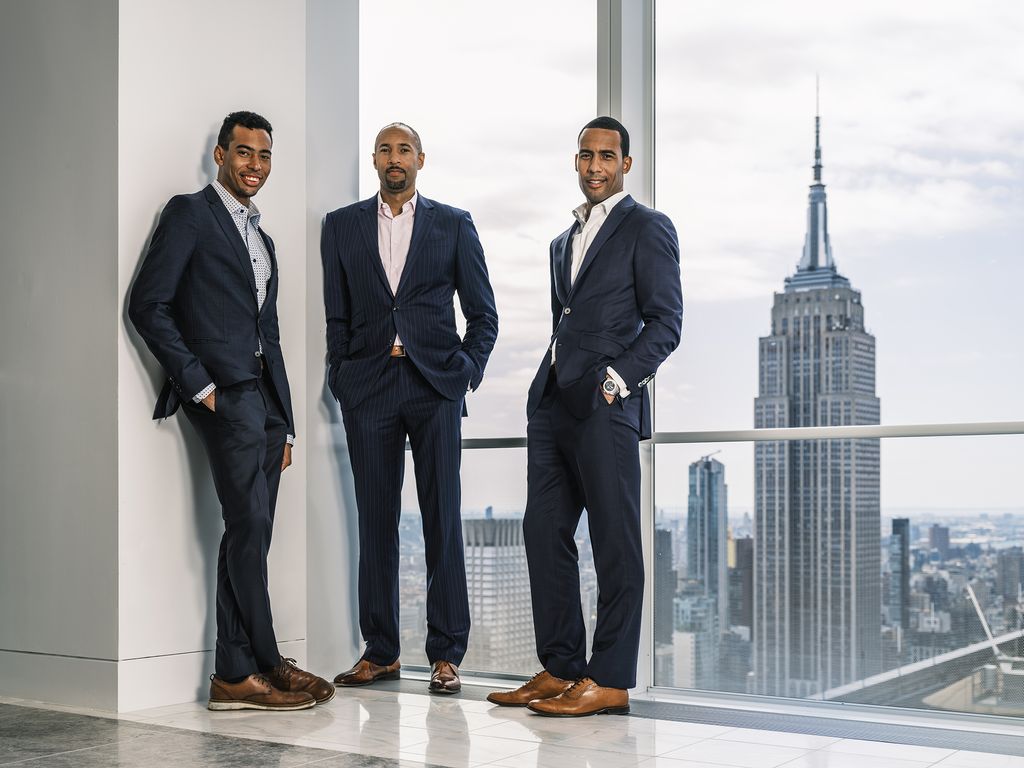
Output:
[603, 379, 618, 394]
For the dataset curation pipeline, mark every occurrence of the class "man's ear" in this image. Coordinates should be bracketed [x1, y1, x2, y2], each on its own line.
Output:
[622, 155, 633, 174]
[213, 144, 225, 168]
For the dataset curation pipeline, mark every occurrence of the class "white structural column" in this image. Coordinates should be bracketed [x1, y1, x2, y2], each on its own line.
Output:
[305, 0, 363, 677]
[0, 0, 325, 712]
[597, 0, 657, 693]
[116, 0, 309, 712]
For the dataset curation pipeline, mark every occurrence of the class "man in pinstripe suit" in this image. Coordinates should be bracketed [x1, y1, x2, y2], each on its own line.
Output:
[321, 123, 498, 695]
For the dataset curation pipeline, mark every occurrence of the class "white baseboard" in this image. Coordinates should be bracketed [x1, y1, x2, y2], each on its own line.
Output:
[0, 649, 118, 711]
[117, 639, 307, 712]
[0, 640, 307, 713]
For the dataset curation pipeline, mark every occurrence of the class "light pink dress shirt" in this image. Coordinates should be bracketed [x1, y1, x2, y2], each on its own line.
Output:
[377, 192, 418, 346]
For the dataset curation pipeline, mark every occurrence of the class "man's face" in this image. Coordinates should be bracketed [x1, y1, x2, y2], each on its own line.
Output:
[575, 128, 631, 206]
[214, 125, 272, 205]
[373, 126, 424, 194]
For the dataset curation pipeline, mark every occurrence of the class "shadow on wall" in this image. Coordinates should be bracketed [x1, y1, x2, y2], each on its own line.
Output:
[121, 153, 221, 702]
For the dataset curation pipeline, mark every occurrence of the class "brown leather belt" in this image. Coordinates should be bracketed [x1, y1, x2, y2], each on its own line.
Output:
[389, 344, 406, 358]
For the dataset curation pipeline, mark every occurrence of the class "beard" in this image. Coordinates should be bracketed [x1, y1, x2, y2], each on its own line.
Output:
[385, 176, 407, 191]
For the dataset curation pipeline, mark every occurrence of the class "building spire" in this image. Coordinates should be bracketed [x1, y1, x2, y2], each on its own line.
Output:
[786, 82, 848, 291]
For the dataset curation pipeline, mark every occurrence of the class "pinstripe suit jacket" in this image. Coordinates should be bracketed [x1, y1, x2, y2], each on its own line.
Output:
[321, 194, 498, 411]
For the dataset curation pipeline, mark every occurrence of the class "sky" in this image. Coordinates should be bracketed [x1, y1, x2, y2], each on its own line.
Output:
[360, 1, 1023, 515]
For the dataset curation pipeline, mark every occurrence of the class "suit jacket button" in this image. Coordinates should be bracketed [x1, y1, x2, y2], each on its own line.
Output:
[563, 307, 571, 315]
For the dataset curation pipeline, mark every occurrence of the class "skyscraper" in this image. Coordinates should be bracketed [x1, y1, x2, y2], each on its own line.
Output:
[929, 524, 951, 560]
[461, 510, 535, 674]
[753, 113, 882, 697]
[688, 455, 729, 635]
[654, 527, 677, 646]
[889, 518, 911, 630]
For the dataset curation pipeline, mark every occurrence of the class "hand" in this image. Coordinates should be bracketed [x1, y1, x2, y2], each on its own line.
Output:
[281, 443, 292, 472]
[602, 390, 615, 405]
[202, 390, 216, 412]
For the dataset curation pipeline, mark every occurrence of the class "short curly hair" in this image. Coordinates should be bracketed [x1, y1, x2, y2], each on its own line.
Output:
[217, 111, 273, 149]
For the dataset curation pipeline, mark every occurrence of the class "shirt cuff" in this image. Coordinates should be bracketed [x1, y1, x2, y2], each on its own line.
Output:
[193, 383, 216, 403]
[286, 435, 295, 446]
[606, 366, 631, 399]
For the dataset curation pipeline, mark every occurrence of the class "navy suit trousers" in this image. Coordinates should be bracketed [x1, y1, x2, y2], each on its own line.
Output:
[341, 357, 469, 666]
[524, 374, 645, 689]
[182, 375, 288, 681]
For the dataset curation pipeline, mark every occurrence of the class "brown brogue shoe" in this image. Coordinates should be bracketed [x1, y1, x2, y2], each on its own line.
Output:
[269, 657, 336, 704]
[487, 670, 573, 707]
[429, 660, 461, 694]
[208, 673, 316, 711]
[526, 677, 629, 717]
[333, 658, 401, 687]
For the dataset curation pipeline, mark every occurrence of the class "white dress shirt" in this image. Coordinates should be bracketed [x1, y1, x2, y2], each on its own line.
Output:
[377, 192, 417, 347]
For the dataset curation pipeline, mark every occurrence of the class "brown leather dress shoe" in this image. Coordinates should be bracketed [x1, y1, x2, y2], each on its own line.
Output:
[208, 673, 316, 711]
[333, 658, 401, 687]
[268, 657, 336, 704]
[429, 660, 461, 694]
[486, 670, 573, 706]
[526, 677, 629, 717]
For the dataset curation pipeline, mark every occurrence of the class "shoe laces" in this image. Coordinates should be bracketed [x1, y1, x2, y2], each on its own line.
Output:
[275, 657, 298, 680]
[251, 673, 273, 690]
[566, 676, 594, 695]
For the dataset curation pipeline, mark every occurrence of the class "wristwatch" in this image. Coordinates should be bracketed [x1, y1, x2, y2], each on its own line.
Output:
[602, 376, 620, 397]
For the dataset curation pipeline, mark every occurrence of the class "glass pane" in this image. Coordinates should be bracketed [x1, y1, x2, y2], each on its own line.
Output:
[398, 447, 597, 675]
[654, 1, 1024, 430]
[359, 0, 597, 438]
[654, 434, 1024, 718]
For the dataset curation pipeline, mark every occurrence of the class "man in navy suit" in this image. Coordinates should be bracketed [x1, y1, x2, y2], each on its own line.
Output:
[322, 123, 498, 695]
[488, 117, 682, 716]
[129, 111, 333, 711]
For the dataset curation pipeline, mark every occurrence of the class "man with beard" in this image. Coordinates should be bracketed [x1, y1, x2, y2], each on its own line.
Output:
[487, 116, 682, 716]
[129, 111, 334, 710]
[321, 122, 498, 695]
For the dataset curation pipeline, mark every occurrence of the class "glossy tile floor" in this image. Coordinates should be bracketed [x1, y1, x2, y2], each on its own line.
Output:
[4, 683, 1024, 768]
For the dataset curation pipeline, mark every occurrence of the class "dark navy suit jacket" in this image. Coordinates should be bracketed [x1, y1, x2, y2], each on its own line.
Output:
[128, 184, 296, 435]
[526, 194, 682, 439]
[321, 194, 498, 411]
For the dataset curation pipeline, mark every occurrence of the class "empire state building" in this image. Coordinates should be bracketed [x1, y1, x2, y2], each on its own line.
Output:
[753, 115, 881, 697]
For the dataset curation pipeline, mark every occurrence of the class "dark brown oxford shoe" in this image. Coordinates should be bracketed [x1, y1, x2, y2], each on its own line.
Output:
[208, 673, 316, 711]
[333, 658, 401, 687]
[526, 677, 629, 717]
[429, 660, 461, 694]
[268, 657, 336, 704]
[486, 670, 573, 707]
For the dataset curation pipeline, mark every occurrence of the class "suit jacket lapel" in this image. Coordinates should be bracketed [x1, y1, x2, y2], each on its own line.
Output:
[259, 228, 276, 315]
[205, 185, 259, 304]
[568, 195, 637, 300]
[552, 225, 576, 305]
[396, 195, 435, 296]
[356, 195, 394, 296]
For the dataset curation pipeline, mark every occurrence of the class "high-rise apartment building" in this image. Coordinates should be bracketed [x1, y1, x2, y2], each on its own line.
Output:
[929, 524, 951, 560]
[753, 115, 882, 697]
[461, 511, 535, 674]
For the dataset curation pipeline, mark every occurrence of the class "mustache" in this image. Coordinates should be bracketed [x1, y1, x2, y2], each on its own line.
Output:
[386, 166, 405, 173]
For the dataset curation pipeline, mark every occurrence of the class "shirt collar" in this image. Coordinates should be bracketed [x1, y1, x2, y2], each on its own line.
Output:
[572, 189, 629, 227]
[377, 191, 418, 218]
[212, 180, 261, 225]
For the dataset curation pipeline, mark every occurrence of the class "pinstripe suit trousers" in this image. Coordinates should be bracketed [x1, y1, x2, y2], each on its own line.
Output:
[341, 357, 470, 666]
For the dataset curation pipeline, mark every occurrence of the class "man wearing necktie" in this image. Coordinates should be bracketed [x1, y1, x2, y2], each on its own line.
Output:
[129, 111, 333, 711]
[488, 116, 683, 716]
[321, 122, 498, 695]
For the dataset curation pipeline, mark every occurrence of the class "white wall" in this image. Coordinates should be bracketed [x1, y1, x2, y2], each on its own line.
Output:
[0, 0, 121, 710]
[116, 0, 310, 711]
[0, 0, 360, 712]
